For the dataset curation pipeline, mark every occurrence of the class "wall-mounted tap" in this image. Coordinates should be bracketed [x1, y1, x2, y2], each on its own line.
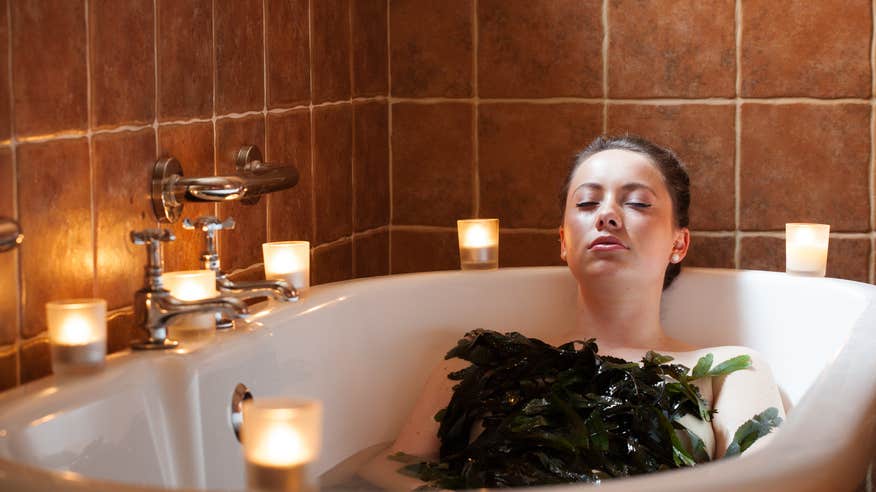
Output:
[152, 144, 299, 223]
[183, 216, 298, 330]
[0, 217, 23, 252]
[129, 228, 249, 350]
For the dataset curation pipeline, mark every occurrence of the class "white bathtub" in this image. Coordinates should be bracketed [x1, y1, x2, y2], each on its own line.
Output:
[0, 266, 875, 491]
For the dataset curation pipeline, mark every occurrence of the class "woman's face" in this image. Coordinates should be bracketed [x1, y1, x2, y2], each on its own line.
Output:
[559, 149, 689, 286]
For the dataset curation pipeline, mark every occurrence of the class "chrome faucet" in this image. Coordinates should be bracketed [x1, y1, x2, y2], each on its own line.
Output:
[0, 217, 22, 252]
[130, 228, 249, 350]
[183, 216, 298, 328]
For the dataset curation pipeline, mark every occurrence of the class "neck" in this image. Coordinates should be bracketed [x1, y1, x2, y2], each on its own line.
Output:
[557, 276, 672, 351]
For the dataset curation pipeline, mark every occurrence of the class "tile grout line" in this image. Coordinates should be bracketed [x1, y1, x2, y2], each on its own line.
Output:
[85, 0, 98, 299]
[386, 0, 392, 274]
[349, 0, 356, 276]
[262, 0, 270, 242]
[308, 0, 317, 247]
[210, 0, 218, 233]
[870, 0, 876, 284]
[602, 0, 608, 134]
[7, 0, 20, 386]
[152, 0, 160, 234]
[472, 0, 479, 218]
[734, 0, 742, 269]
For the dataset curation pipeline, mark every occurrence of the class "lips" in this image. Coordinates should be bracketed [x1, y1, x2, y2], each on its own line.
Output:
[588, 235, 628, 251]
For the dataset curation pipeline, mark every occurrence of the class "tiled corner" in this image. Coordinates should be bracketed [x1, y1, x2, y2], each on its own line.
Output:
[499, 232, 565, 268]
[93, 129, 156, 309]
[18, 139, 94, 338]
[157, 0, 213, 120]
[19, 337, 51, 384]
[392, 103, 473, 226]
[684, 235, 735, 269]
[826, 237, 870, 283]
[352, 0, 388, 97]
[266, 0, 310, 108]
[390, 229, 459, 274]
[607, 104, 736, 231]
[215, 116, 267, 270]
[479, 103, 602, 228]
[311, 0, 351, 104]
[609, 0, 735, 98]
[89, 0, 155, 128]
[353, 101, 389, 232]
[266, 110, 313, 242]
[157, 122, 216, 272]
[312, 241, 353, 285]
[12, 0, 88, 136]
[0, 0, 10, 141]
[215, 0, 264, 114]
[313, 104, 353, 244]
[0, 348, 16, 391]
[478, 0, 602, 98]
[740, 104, 870, 232]
[354, 230, 389, 278]
[390, 0, 473, 97]
[739, 236, 783, 272]
[741, 0, 871, 97]
[0, 149, 15, 345]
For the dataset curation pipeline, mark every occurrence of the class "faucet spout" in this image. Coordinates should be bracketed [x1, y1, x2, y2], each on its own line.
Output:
[157, 294, 249, 321]
[217, 276, 299, 302]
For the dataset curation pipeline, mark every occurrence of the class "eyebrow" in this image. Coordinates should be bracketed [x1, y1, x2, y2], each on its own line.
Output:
[573, 182, 658, 196]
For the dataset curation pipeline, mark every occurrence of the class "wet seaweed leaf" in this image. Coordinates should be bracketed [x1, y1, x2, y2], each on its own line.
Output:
[405, 329, 778, 489]
[724, 407, 782, 457]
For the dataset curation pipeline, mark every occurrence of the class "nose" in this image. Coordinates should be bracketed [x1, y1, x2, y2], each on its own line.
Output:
[595, 203, 622, 231]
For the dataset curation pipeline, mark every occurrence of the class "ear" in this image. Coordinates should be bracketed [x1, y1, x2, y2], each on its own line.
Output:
[672, 227, 691, 261]
[559, 226, 567, 262]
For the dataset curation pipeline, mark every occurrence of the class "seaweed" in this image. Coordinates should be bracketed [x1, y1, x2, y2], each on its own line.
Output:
[399, 329, 781, 489]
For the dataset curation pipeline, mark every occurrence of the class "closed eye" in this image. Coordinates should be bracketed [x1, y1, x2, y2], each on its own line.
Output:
[576, 201, 598, 208]
[626, 202, 652, 208]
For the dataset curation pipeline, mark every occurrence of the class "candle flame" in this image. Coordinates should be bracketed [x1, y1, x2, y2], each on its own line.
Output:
[269, 251, 302, 274]
[464, 224, 492, 248]
[251, 424, 310, 467]
[57, 315, 93, 345]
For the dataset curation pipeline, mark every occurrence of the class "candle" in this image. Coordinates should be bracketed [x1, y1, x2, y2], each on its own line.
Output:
[46, 299, 107, 374]
[262, 241, 310, 292]
[457, 219, 499, 270]
[786, 223, 830, 277]
[242, 398, 322, 492]
[163, 270, 218, 343]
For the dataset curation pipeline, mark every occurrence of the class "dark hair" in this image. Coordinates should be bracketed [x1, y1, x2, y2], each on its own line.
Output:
[560, 135, 691, 290]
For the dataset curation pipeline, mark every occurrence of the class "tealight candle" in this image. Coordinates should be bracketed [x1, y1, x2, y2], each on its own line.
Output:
[242, 398, 322, 492]
[46, 299, 107, 374]
[163, 270, 218, 343]
[457, 219, 499, 270]
[786, 223, 830, 277]
[262, 241, 310, 292]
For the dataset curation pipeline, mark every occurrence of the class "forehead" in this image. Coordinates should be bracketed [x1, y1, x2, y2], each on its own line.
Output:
[570, 148, 667, 194]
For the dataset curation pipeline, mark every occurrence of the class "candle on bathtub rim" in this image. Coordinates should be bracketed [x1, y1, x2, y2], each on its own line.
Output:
[163, 270, 218, 343]
[242, 398, 323, 492]
[785, 223, 830, 277]
[46, 298, 107, 374]
[262, 241, 310, 292]
[457, 219, 499, 270]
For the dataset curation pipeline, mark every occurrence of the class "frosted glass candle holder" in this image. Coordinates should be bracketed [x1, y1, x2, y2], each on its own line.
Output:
[46, 298, 107, 374]
[242, 398, 323, 492]
[262, 241, 310, 292]
[786, 223, 830, 277]
[457, 219, 499, 270]
[163, 270, 218, 343]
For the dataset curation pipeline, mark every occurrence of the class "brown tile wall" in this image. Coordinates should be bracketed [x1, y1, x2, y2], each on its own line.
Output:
[385, 0, 876, 302]
[0, 0, 389, 392]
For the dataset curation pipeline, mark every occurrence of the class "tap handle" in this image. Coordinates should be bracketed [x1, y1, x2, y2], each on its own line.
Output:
[130, 229, 175, 279]
[182, 215, 236, 233]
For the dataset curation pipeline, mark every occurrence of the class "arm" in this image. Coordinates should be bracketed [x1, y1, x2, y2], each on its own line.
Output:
[357, 357, 470, 490]
[710, 348, 787, 459]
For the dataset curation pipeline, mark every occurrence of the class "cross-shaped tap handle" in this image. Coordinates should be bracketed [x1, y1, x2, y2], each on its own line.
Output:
[130, 229, 175, 278]
[130, 228, 176, 245]
[182, 216, 236, 233]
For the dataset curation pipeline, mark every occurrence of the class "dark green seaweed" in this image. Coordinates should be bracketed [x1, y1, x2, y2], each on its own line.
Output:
[397, 329, 781, 489]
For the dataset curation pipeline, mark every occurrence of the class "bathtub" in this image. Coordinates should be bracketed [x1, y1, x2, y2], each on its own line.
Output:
[0, 266, 875, 491]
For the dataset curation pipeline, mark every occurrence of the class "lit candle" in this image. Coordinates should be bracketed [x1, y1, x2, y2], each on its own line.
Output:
[46, 299, 107, 374]
[262, 241, 310, 291]
[242, 398, 322, 492]
[786, 223, 830, 277]
[457, 219, 499, 270]
[163, 270, 218, 343]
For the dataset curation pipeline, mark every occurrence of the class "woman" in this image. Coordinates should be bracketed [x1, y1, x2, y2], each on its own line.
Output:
[360, 135, 786, 489]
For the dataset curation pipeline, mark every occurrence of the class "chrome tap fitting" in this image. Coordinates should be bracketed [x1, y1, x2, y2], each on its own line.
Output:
[183, 216, 298, 328]
[129, 228, 249, 350]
